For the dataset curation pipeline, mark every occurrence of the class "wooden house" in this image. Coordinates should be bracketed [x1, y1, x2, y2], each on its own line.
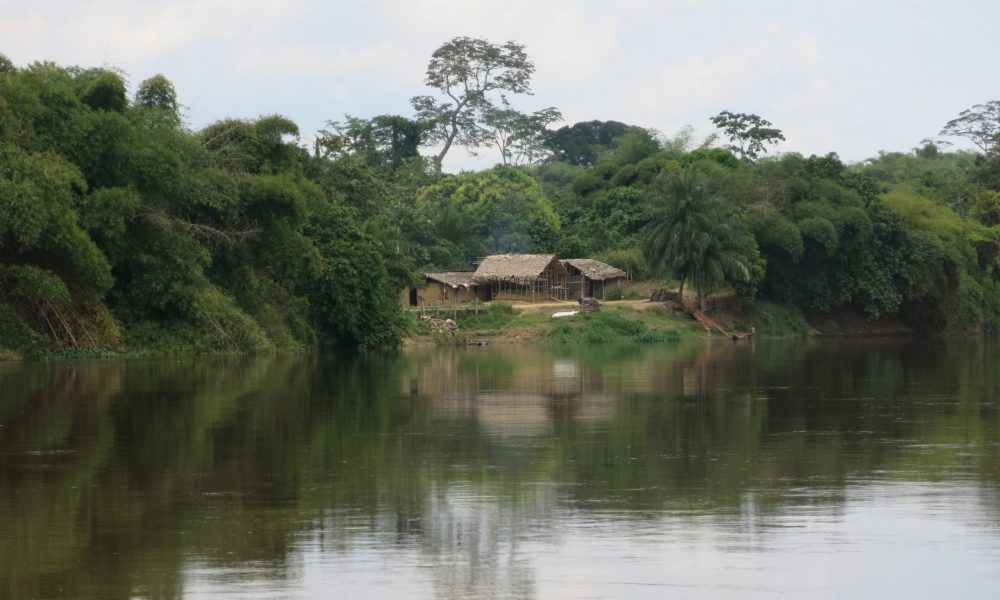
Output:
[561, 259, 628, 300]
[402, 255, 628, 307]
[473, 254, 573, 302]
[402, 271, 488, 307]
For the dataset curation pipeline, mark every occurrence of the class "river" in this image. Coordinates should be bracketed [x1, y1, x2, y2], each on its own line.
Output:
[2, 339, 1000, 598]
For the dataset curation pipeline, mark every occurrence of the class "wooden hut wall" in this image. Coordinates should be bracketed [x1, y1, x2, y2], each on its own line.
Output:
[489, 277, 542, 302]
[402, 281, 484, 307]
[590, 279, 603, 299]
[401, 286, 416, 307]
[474, 285, 492, 302]
[561, 263, 589, 300]
[487, 259, 573, 302]
[542, 259, 572, 301]
[590, 276, 626, 299]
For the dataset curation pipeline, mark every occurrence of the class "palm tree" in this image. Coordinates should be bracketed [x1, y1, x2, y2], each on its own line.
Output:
[641, 168, 752, 312]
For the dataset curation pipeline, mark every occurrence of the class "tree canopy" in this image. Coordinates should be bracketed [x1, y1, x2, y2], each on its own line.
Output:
[939, 101, 1000, 155]
[710, 111, 785, 162]
[411, 37, 536, 173]
[4, 46, 1000, 358]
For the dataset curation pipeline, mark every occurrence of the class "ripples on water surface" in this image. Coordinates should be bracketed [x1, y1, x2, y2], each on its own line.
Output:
[2, 339, 1000, 598]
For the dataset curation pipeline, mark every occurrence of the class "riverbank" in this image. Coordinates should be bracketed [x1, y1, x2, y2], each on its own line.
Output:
[0, 297, 918, 361]
[405, 300, 718, 348]
[404, 294, 919, 348]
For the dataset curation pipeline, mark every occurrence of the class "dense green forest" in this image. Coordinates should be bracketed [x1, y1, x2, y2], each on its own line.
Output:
[2, 38, 1000, 357]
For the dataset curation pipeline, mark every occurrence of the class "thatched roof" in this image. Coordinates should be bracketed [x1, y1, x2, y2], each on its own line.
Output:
[473, 254, 558, 283]
[424, 271, 477, 288]
[562, 259, 627, 281]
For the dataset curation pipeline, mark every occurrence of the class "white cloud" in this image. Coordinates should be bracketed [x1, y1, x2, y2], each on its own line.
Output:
[374, 0, 624, 87]
[230, 41, 417, 80]
[0, 11, 52, 60]
[2, 0, 316, 67]
[2, 0, 999, 163]
[629, 28, 823, 121]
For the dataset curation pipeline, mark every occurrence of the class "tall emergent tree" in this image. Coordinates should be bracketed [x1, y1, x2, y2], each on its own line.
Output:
[710, 111, 785, 162]
[642, 168, 754, 311]
[411, 37, 535, 173]
[939, 101, 1000, 155]
[479, 104, 561, 166]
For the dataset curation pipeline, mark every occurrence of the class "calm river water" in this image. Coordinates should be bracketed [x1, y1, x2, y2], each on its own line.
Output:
[2, 339, 1000, 599]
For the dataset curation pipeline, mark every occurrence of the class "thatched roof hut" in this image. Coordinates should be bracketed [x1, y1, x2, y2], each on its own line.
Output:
[472, 253, 572, 302]
[403, 271, 487, 307]
[561, 259, 627, 281]
[473, 254, 561, 284]
[424, 271, 477, 288]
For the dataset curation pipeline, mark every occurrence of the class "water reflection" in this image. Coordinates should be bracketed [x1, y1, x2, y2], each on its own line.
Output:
[1, 339, 999, 598]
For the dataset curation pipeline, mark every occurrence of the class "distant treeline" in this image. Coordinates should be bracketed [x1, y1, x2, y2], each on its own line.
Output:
[2, 43, 1000, 356]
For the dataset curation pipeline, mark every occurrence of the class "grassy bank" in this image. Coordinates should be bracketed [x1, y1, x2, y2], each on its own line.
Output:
[547, 311, 688, 344]
[410, 302, 703, 346]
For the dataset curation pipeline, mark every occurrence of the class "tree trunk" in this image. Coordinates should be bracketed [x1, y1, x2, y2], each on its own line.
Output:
[432, 104, 464, 174]
[678, 279, 685, 306]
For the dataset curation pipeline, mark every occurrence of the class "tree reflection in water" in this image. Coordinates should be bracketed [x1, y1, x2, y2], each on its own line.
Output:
[2, 339, 1000, 598]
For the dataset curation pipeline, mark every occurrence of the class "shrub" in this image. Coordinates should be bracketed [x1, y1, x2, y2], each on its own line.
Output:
[594, 247, 651, 280]
[747, 301, 811, 337]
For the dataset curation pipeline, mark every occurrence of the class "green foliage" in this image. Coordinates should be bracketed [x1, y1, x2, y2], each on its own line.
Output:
[798, 216, 839, 258]
[134, 74, 179, 122]
[608, 129, 661, 165]
[967, 189, 1000, 226]
[547, 311, 682, 344]
[746, 301, 811, 337]
[642, 168, 755, 309]
[80, 71, 127, 113]
[0, 302, 47, 357]
[680, 147, 740, 169]
[479, 105, 562, 166]
[5, 51, 1000, 356]
[0, 59, 409, 356]
[594, 247, 653, 280]
[200, 114, 300, 175]
[411, 37, 535, 172]
[545, 120, 638, 166]
[939, 101, 1000, 155]
[318, 114, 425, 172]
[604, 285, 625, 301]
[881, 189, 970, 244]
[454, 302, 519, 329]
[981, 278, 1000, 333]
[710, 111, 785, 162]
[748, 208, 803, 260]
[733, 242, 766, 303]
[306, 201, 408, 349]
[416, 165, 560, 260]
[555, 234, 589, 259]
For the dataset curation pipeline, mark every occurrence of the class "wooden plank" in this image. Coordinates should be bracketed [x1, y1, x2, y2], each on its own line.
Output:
[692, 309, 734, 339]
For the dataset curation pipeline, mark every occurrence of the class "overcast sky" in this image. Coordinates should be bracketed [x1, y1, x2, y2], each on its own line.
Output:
[3, 0, 998, 171]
